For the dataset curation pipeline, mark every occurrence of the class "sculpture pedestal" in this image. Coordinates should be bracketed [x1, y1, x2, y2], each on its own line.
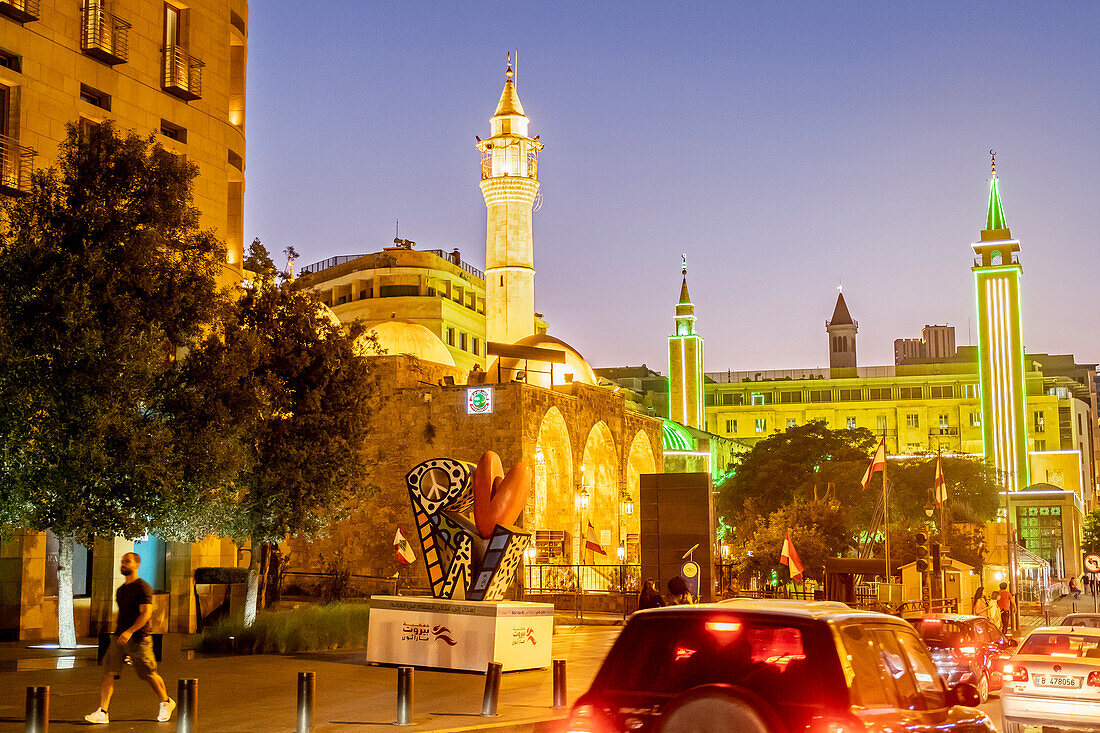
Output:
[366, 596, 554, 672]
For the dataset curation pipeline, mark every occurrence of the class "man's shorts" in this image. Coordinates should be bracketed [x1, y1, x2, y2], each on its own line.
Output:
[103, 635, 157, 681]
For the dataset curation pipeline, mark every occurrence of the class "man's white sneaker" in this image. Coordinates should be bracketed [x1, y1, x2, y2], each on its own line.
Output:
[157, 698, 176, 722]
[85, 708, 109, 724]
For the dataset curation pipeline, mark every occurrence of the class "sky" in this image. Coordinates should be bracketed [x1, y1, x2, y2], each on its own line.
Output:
[244, 2, 1100, 373]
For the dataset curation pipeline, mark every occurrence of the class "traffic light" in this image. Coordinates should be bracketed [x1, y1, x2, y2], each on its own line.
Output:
[931, 542, 942, 574]
[915, 531, 930, 573]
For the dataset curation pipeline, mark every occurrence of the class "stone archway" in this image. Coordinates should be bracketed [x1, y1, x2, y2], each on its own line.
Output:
[579, 421, 618, 562]
[529, 407, 573, 562]
[622, 430, 656, 559]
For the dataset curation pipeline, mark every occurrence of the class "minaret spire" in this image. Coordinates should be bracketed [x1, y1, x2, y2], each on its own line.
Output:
[669, 256, 704, 429]
[985, 149, 1009, 236]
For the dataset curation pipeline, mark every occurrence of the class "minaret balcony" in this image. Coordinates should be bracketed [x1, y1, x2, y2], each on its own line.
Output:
[0, 0, 39, 23]
[0, 133, 36, 197]
[81, 0, 131, 66]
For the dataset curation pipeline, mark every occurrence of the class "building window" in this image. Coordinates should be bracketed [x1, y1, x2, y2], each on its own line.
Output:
[839, 388, 861, 401]
[472, 337, 479, 356]
[844, 417, 856, 430]
[930, 385, 954, 399]
[906, 414, 919, 428]
[79, 83, 111, 110]
[751, 393, 766, 406]
[868, 387, 891, 400]
[1078, 414, 1083, 434]
[755, 418, 767, 433]
[445, 327, 455, 346]
[970, 412, 981, 427]
[779, 390, 802, 404]
[459, 332, 467, 351]
[0, 47, 21, 72]
[1034, 440, 1046, 451]
[725, 419, 736, 434]
[1045, 469, 1063, 486]
[809, 389, 832, 403]
[1033, 411, 1044, 433]
[963, 384, 980, 398]
[786, 418, 797, 428]
[899, 387, 923, 399]
[227, 149, 243, 170]
[937, 414, 948, 428]
[160, 119, 186, 142]
[876, 415, 887, 433]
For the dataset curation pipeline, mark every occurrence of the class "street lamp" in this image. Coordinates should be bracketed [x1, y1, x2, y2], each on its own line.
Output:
[617, 541, 627, 621]
[924, 501, 935, 518]
[620, 490, 634, 516]
[524, 544, 538, 598]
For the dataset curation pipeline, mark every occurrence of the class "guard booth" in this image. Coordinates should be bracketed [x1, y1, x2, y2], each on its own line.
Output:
[824, 558, 898, 607]
[898, 556, 979, 615]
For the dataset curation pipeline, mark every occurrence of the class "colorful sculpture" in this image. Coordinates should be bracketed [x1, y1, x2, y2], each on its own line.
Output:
[405, 451, 532, 601]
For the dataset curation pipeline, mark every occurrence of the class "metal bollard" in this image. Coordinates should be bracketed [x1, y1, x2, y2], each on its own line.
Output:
[25, 686, 48, 733]
[482, 662, 503, 717]
[552, 658, 567, 708]
[177, 678, 197, 733]
[297, 672, 315, 733]
[395, 666, 414, 726]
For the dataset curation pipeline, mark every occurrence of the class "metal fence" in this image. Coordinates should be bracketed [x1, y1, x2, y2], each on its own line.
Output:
[525, 563, 640, 595]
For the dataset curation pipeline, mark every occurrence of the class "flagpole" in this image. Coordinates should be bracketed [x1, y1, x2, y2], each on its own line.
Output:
[883, 443, 890, 583]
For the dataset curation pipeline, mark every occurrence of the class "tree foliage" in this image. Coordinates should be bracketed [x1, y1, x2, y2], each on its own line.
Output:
[1084, 509, 1100, 556]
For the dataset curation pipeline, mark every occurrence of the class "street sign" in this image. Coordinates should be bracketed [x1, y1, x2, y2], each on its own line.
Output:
[1084, 554, 1100, 573]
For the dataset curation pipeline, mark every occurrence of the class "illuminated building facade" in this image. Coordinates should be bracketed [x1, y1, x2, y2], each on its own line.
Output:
[668, 261, 705, 429]
[0, 0, 249, 284]
[477, 58, 542, 347]
[973, 163, 1029, 490]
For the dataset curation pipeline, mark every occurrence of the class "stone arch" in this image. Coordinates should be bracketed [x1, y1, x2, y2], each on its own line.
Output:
[622, 430, 656, 557]
[579, 421, 618, 562]
[529, 407, 573, 552]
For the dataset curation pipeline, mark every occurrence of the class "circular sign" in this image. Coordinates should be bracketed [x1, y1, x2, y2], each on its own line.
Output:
[682, 561, 699, 579]
[1085, 554, 1100, 573]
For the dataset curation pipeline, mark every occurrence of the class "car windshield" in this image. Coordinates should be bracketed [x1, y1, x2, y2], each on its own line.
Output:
[911, 619, 972, 648]
[1062, 616, 1100, 629]
[592, 614, 824, 701]
[1019, 632, 1100, 658]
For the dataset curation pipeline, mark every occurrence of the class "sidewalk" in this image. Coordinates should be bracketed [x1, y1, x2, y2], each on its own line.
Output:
[0, 624, 620, 732]
[1019, 592, 1100, 629]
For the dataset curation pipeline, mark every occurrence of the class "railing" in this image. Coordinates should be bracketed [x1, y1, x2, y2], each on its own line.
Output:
[421, 249, 484, 280]
[81, 0, 130, 65]
[931, 427, 959, 436]
[163, 44, 203, 100]
[479, 144, 540, 182]
[525, 563, 640, 595]
[0, 133, 36, 196]
[0, 0, 40, 22]
[300, 254, 369, 275]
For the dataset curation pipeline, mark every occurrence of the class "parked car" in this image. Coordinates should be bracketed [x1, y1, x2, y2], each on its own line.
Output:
[910, 613, 1017, 702]
[1001, 625, 1100, 732]
[565, 599, 993, 733]
[1061, 613, 1100, 629]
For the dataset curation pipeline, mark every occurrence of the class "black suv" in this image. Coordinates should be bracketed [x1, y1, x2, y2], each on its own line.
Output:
[911, 614, 1017, 702]
[566, 600, 994, 733]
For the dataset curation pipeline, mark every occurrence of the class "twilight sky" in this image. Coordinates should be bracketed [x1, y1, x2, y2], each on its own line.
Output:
[244, 2, 1100, 373]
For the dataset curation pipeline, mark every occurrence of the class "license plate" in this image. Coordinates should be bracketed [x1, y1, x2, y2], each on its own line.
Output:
[1033, 675, 1080, 688]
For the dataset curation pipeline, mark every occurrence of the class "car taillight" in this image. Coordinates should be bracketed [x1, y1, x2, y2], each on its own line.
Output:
[566, 704, 609, 733]
[812, 714, 865, 733]
[1008, 665, 1029, 682]
[1088, 671, 1100, 688]
[958, 646, 977, 657]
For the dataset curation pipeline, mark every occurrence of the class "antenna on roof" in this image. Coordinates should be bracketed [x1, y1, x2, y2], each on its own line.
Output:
[395, 220, 399, 240]
[514, 49, 518, 87]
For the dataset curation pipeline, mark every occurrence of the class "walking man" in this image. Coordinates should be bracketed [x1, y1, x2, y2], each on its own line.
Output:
[85, 552, 175, 724]
[997, 581, 1016, 635]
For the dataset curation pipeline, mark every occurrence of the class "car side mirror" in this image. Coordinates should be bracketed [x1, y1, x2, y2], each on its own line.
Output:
[1005, 638, 1019, 649]
[949, 682, 981, 707]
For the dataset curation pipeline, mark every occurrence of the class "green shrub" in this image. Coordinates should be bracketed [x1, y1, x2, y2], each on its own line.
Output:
[194, 567, 250, 584]
[196, 602, 370, 654]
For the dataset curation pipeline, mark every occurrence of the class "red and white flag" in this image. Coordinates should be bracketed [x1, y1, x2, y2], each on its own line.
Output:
[780, 532, 805, 581]
[394, 528, 416, 565]
[584, 521, 607, 556]
[934, 458, 947, 507]
[860, 439, 887, 490]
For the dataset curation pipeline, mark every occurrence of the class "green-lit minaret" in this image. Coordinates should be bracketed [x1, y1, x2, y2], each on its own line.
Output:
[669, 255, 704, 429]
[973, 153, 1028, 489]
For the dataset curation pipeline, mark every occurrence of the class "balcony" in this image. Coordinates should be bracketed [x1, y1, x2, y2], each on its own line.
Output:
[163, 45, 203, 101]
[930, 426, 959, 436]
[0, 0, 39, 23]
[0, 133, 36, 197]
[82, 1, 130, 65]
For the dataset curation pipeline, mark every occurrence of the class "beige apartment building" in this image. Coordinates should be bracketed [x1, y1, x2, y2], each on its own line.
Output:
[0, 0, 247, 640]
[1, 0, 247, 282]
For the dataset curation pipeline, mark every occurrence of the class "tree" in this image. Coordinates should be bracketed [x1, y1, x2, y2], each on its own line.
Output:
[0, 122, 228, 646]
[730, 497, 852, 583]
[1084, 509, 1100, 556]
[172, 241, 375, 623]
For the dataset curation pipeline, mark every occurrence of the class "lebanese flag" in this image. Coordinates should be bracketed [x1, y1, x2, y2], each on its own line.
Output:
[394, 528, 416, 564]
[584, 521, 607, 556]
[860, 439, 887, 490]
[780, 533, 805, 581]
[934, 459, 947, 507]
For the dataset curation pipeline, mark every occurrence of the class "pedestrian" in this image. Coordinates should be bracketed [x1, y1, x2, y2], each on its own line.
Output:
[971, 586, 989, 617]
[1070, 576, 1081, 600]
[667, 575, 694, 605]
[85, 552, 175, 724]
[988, 590, 1002, 629]
[997, 581, 1015, 634]
[637, 578, 664, 610]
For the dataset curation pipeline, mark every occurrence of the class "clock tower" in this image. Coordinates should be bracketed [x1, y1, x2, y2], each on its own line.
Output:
[478, 57, 543, 347]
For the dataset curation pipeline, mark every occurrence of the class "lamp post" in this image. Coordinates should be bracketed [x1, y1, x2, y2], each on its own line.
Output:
[616, 541, 627, 621]
[524, 544, 537, 599]
[575, 487, 590, 619]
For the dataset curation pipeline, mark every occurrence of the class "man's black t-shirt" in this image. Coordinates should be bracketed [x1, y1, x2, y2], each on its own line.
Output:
[115, 578, 154, 638]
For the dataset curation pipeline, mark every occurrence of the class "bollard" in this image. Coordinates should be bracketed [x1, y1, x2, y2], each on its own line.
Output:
[552, 658, 567, 708]
[297, 672, 315, 733]
[395, 666, 414, 726]
[25, 686, 48, 733]
[177, 678, 198, 733]
[482, 662, 503, 717]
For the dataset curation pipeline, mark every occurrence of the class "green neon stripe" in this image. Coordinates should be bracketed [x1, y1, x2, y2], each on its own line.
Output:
[987, 177, 1008, 231]
[662, 420, 696, 451]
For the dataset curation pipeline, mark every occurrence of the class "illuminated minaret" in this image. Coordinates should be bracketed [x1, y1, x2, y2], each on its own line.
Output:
[477, 56, 543, 346]
[668, 256, 704, 429]
[973, 152, 1028, 490]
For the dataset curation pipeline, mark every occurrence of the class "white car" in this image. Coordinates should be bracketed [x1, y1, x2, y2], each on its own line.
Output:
[1002, 625, 1100, 732]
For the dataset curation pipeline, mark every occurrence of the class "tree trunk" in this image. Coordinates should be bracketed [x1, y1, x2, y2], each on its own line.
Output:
[58, 534, 77, 648]
[244, 544, 260, 627]
[257, 544, 270, 611]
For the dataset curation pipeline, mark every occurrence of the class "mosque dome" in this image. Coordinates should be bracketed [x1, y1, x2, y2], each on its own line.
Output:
[315, 302, 344, 332]
[487, 334, 598, 388]
[357, 319, 455, 367]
